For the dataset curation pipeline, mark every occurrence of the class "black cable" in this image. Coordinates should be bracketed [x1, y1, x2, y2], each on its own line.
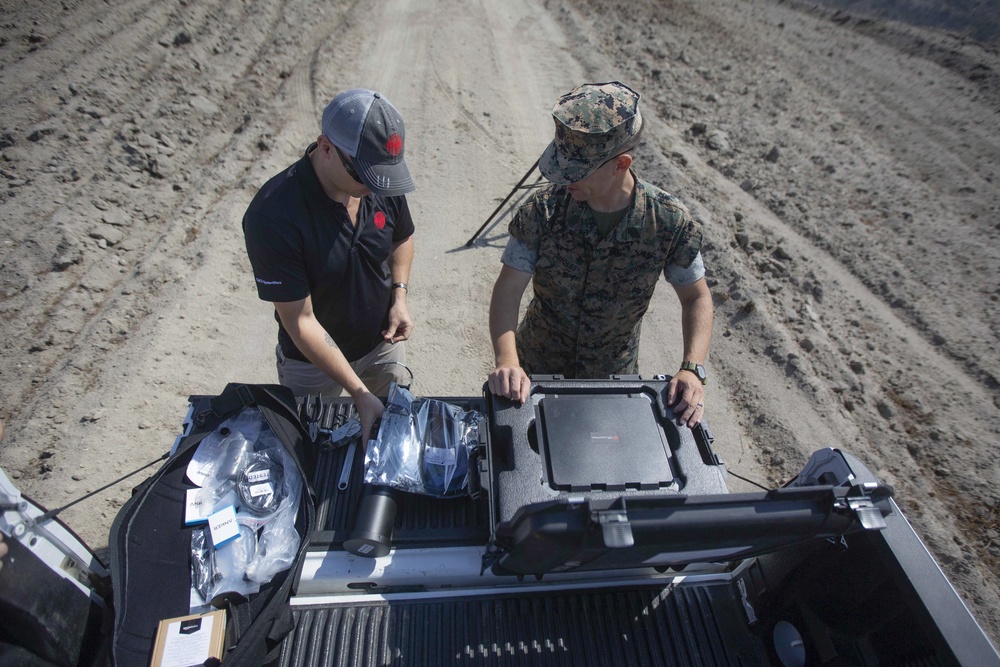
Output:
[727, 468, 770, 491]
[35, 453, 169, 524]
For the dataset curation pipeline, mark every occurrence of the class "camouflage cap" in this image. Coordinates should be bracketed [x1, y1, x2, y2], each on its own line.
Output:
[538, 81, 642, 185]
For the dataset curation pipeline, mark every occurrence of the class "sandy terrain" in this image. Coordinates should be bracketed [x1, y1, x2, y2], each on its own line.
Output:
[1, 0, 998, 647]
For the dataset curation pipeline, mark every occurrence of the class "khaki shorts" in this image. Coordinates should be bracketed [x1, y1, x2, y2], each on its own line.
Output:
[275, 340, 409, 398]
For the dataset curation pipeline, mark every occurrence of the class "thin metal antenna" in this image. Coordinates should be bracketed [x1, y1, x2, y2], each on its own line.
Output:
[465, 159, 540, 247]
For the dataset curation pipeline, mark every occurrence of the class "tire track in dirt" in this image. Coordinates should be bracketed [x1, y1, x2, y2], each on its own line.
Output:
[0, 0, 357, 464]
[0, 0, 367, 425]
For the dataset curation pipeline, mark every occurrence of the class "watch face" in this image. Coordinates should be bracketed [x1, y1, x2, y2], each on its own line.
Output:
[695, 364, 706, 380]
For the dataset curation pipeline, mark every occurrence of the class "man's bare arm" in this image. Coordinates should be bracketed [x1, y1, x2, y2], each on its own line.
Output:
[384, 235, 414, 343]
[668, 278, 714, 426]
[488, 265, 533, 403]
[273, 297, 385, 438]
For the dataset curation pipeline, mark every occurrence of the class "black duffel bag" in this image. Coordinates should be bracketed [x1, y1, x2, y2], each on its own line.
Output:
[108, 383, 316, 666]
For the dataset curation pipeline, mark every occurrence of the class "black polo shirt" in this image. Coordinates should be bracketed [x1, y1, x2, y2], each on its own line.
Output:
[243, 144, 414, 362]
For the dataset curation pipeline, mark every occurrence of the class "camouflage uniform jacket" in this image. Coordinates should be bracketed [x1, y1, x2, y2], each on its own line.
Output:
[509, 174, 702, 379]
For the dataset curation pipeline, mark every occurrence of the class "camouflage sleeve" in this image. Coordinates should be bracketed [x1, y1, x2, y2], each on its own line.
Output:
[664, 251, 705, 285]
[500, 236, 538, 273]
[508, 194, 544, 254]
[665, 202, 703, 269]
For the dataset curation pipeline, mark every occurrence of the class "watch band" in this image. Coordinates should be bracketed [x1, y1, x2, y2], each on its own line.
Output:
[679, 361, 707, 385]
[391, 282, 408, 292]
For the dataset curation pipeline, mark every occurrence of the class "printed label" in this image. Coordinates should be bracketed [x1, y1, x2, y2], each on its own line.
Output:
[246, 469, 270, 483]
[249, 482, 273, 498]
[424, 447, 457, 466]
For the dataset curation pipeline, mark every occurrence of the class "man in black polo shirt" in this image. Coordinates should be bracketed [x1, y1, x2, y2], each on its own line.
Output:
[243, 88, 416, 438]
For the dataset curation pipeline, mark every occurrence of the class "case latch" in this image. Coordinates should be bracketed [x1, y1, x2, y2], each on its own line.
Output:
[595, 509, 634, 548]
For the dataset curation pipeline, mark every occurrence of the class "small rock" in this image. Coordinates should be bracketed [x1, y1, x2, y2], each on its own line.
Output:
[102, 209, 131, 227]
[138, 422, 153, 430]
[798, 338, 815, 352]
[189, 95, 220, 115]
[772, 246, 792, 261]
[690, 122, 707, 136]
[76, 105, 103, 119]
[706, 129, 729, 151]
[765, 146, 781, 162]
[876, 401, 894, 419]
[72, 474, 82, 481]
[28, 127, 54, 142]
[173, 31, 192, 46]
[89, 224, 123, 246]
[740, 179, 753, 192]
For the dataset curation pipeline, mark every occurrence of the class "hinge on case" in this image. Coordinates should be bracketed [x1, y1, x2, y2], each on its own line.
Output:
[595, 509, 634, 548]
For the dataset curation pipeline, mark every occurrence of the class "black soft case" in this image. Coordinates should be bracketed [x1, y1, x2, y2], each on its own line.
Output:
[108, 384, 316, 666]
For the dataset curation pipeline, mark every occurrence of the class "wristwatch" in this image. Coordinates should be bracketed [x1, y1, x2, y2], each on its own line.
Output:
[391, 282, 408, 292]
[679, 361, 707, 385]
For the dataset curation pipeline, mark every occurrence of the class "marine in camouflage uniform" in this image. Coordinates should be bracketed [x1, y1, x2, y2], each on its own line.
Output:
[488, 82, 713, 427]
[509, 178, 702, 378]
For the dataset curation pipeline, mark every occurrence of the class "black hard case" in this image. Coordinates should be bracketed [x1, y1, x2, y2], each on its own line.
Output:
[108, 384, 316, 667]
[481, 378, 890, 577]
[482, 376, 729, 532]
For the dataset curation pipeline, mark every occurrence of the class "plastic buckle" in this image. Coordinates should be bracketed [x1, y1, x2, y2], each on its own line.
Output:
[236, 384, 255, 408]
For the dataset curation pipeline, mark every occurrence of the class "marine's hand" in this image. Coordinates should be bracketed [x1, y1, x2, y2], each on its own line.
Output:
[383, 300, 413, 343]
[668, 370, 705, 428]
[488, 365, 531, 404]
[353, 391, 386, 443]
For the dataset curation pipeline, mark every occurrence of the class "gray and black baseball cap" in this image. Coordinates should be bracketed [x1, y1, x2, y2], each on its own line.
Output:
[321, 89, 415, 197]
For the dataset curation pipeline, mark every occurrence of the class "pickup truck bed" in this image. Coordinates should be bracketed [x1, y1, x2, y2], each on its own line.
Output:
[280, 391, 1000, 666]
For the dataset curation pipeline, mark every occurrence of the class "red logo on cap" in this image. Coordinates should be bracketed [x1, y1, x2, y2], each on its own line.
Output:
[374, 211, 386, 229]
[385, 134, 403, 157]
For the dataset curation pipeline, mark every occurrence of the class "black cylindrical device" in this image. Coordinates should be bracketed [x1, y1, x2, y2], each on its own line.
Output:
[344, 484, 397, 558]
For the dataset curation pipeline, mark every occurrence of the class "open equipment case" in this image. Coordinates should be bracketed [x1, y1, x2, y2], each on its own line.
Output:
[1, 377, 999, 666]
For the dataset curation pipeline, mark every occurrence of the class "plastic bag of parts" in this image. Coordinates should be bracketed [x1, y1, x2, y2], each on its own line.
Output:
[188, 407, 303, 608]
[363, 383, 482, 498]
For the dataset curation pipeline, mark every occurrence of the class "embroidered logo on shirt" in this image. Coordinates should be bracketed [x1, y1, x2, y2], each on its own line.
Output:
[256, 277, 282, 285]
[374, 211, 386, 230]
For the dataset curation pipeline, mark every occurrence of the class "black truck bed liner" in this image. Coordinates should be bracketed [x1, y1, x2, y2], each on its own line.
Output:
[280, 581, 767, 666]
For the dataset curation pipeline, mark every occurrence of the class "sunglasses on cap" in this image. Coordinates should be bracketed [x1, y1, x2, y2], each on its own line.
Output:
[335, 145, 364, 185]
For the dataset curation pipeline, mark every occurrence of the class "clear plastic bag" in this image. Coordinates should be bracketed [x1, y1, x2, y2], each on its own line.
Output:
[187, 406, 304, 610]
[190, 524, 260, 604]
[363, 384, 481, 498]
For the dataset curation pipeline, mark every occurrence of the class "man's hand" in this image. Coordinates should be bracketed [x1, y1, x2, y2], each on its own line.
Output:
[383, 299, 413, 343]
[488, 365, 531, 404]
[667, 370, 705, 427]
[353, 390, 386, 443]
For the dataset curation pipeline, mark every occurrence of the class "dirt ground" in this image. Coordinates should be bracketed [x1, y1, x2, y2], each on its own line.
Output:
[1, 0, 998, 648]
